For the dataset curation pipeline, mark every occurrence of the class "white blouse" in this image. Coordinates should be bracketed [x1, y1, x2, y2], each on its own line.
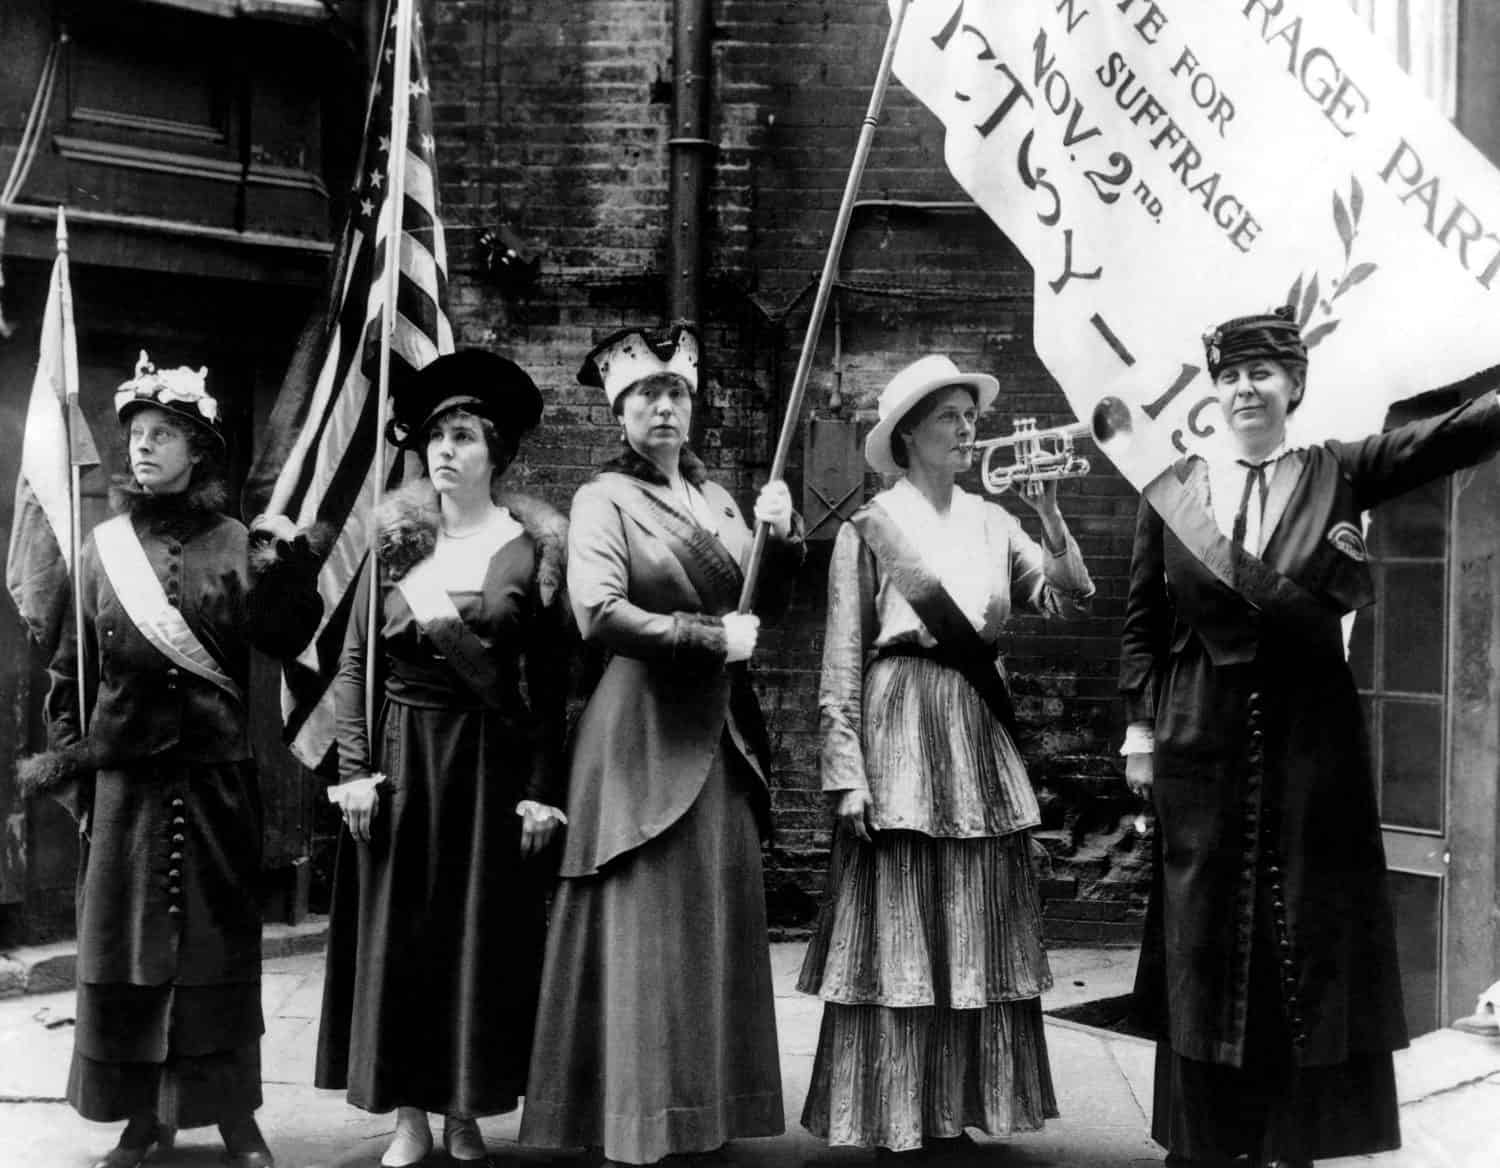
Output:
[870, 478, 1093, 647]
[1201, 436, 1306, 556]
[430, 506, 525, 591]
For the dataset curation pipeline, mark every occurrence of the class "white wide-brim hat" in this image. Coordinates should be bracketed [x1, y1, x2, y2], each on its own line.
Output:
[863, 354, 999, 476]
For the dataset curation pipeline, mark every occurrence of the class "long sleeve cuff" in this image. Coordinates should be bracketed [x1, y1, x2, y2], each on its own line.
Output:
[671, 612, 728, 668]
[517, 800, 568, 825]
[327, 774, 385, 808]
[1120, 721, 1155, 756]
[818, 715, 870, 794]
[1043, 526, 1095, 598]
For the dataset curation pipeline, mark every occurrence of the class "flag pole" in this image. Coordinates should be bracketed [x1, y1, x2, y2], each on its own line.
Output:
[366, 0, 416, 741]
[55, 206, 88, 732]
[736, 0, 912, 612]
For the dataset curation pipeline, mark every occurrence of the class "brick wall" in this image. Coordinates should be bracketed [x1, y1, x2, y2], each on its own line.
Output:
[425, 0, 1148, 941]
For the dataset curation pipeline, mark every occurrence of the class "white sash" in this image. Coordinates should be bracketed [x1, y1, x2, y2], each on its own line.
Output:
[93, 516, 244, 703]
[395, 555, 464, 626]
[395, 556, 503, 706]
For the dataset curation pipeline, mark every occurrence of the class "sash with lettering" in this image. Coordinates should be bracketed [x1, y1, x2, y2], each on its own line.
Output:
[594, 471, 770, 779]
[596, 473, 745, 614]
[92, 515, 244, 703]
[394, 555, 503, 708]
[849, 504, 1020, 740]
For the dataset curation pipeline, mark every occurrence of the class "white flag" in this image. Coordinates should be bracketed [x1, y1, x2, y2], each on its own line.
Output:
[6, 211, 97, 653]
[890, 0, 1500, 484]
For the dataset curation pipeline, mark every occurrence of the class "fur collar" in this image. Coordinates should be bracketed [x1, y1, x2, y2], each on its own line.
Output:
[598, 445, 709, 488]
[108, 475, 227, 539]
[375, 480, 445, 581]
[374, 478, 569, 606]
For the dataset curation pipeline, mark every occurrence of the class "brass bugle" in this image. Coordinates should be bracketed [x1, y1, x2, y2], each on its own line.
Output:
[976, 418, 1092, 494]
[976, 395, 1179, 494]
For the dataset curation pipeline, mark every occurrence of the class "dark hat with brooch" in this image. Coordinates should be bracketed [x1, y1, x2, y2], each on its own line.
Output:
[386, 348, 544, 449]
[1202, 305, 1307, 379]
[114, 350, 224, 448]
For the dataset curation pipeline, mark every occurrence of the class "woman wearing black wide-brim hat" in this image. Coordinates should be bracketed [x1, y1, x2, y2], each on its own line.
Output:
[20, 352, 325, 1168]
[1120, 308, 1500, 1167]
[313, 348, 572, 1167]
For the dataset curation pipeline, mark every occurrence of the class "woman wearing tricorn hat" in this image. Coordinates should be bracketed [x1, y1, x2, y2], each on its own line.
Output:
[18, 353, 324, 1168]
[1120, 307, 1500, 1167]
[519, 324, 803, 1166]
[797, 354, 1094, 1155]
[312, 349, 571, 1166]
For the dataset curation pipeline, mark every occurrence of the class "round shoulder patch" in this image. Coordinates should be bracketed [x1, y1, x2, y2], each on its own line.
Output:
[1326, 520, 1368, 562]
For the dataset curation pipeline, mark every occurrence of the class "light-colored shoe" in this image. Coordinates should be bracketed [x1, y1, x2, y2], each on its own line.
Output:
[442, 1116, 489, 1163]
[381, 1108, 433, 1167]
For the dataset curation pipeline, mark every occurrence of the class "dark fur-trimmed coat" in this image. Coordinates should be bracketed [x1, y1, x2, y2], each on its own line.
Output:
[331, 477, 571, 801]
[1121, 388, 1500, 1070]
[24, 477, 323, 987]
[25, 478, 324, 803]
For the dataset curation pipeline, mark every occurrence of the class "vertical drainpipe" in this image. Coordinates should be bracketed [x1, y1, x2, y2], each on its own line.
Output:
[667, 0, 713, 328]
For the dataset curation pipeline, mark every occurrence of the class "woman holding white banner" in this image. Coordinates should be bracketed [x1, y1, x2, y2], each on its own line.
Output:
[1120, 308, 1500, 1167]
[18, 355, 324, 1168]
[798, 355, 1094, 1155]
[313, 350, 571, 1167]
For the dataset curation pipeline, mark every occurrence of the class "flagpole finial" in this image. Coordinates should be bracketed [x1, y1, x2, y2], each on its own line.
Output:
[55, 205, 69, 252]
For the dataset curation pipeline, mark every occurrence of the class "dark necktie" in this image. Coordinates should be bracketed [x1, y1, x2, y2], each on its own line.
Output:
[1231, 459, 1270, 549]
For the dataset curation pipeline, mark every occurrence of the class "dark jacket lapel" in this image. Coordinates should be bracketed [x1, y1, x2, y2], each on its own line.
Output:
[597, 448, 744, 614]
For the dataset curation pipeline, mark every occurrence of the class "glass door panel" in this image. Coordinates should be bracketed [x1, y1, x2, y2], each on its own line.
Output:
[1353, 466, 1452, 1039]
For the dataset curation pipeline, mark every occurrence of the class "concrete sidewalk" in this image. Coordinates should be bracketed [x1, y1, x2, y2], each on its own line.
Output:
[0, 937, 1496, 1168]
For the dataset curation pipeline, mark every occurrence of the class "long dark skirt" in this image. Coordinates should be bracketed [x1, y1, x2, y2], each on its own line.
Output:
[1151, 907, 1400, 1162]
[67, 981, 263, 1129]
[798, 829, 1056, 1151]
[519, 743, 784, 1165]
[314, 699, 549, 1117]
[68, 755, 265, 1132]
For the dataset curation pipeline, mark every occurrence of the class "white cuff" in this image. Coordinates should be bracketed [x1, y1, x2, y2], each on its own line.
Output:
[517, 800, 568, 826]
[326, 774, 385, 808]
[1119, 723, 1155, 756]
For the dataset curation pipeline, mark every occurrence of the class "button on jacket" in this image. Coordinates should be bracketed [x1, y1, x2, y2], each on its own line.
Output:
[1120, 388, 1500, 1069]
[42, 479, 323, 987]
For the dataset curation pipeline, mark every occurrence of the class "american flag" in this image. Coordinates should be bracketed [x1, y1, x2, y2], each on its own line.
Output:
[243, 0, 452, 767]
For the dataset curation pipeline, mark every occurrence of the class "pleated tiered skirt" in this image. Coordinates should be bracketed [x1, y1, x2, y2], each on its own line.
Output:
[797, 655, 1057, 1151]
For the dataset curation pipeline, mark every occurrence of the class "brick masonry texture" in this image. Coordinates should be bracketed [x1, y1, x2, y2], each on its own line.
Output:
[423, 0, 1149, 934]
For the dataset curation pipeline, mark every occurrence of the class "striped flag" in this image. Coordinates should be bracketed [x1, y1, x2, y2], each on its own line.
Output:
[242, 0, 452, 767]
[6, 210, 98, 656]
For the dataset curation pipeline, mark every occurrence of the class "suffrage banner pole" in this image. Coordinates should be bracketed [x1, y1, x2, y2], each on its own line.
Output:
[736, 0, 913, 612]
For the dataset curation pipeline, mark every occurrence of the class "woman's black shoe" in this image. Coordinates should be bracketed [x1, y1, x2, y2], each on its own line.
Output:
[90, 1115, 173, 1168]
[922, 1131, 978, 1159]
[219, 1115, 275, 1168]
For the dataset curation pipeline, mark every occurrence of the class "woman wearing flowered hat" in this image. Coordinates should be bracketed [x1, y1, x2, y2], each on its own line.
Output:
[310, 349, 571, 1166]
[1120, 308, 1500, 1167]
[519, 324, 802, 1166]
[796, 354, 1094, 1155]
[18, 353, 325, 1168]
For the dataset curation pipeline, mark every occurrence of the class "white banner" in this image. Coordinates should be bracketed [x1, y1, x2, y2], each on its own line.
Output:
[890, 0, 1500, 485]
